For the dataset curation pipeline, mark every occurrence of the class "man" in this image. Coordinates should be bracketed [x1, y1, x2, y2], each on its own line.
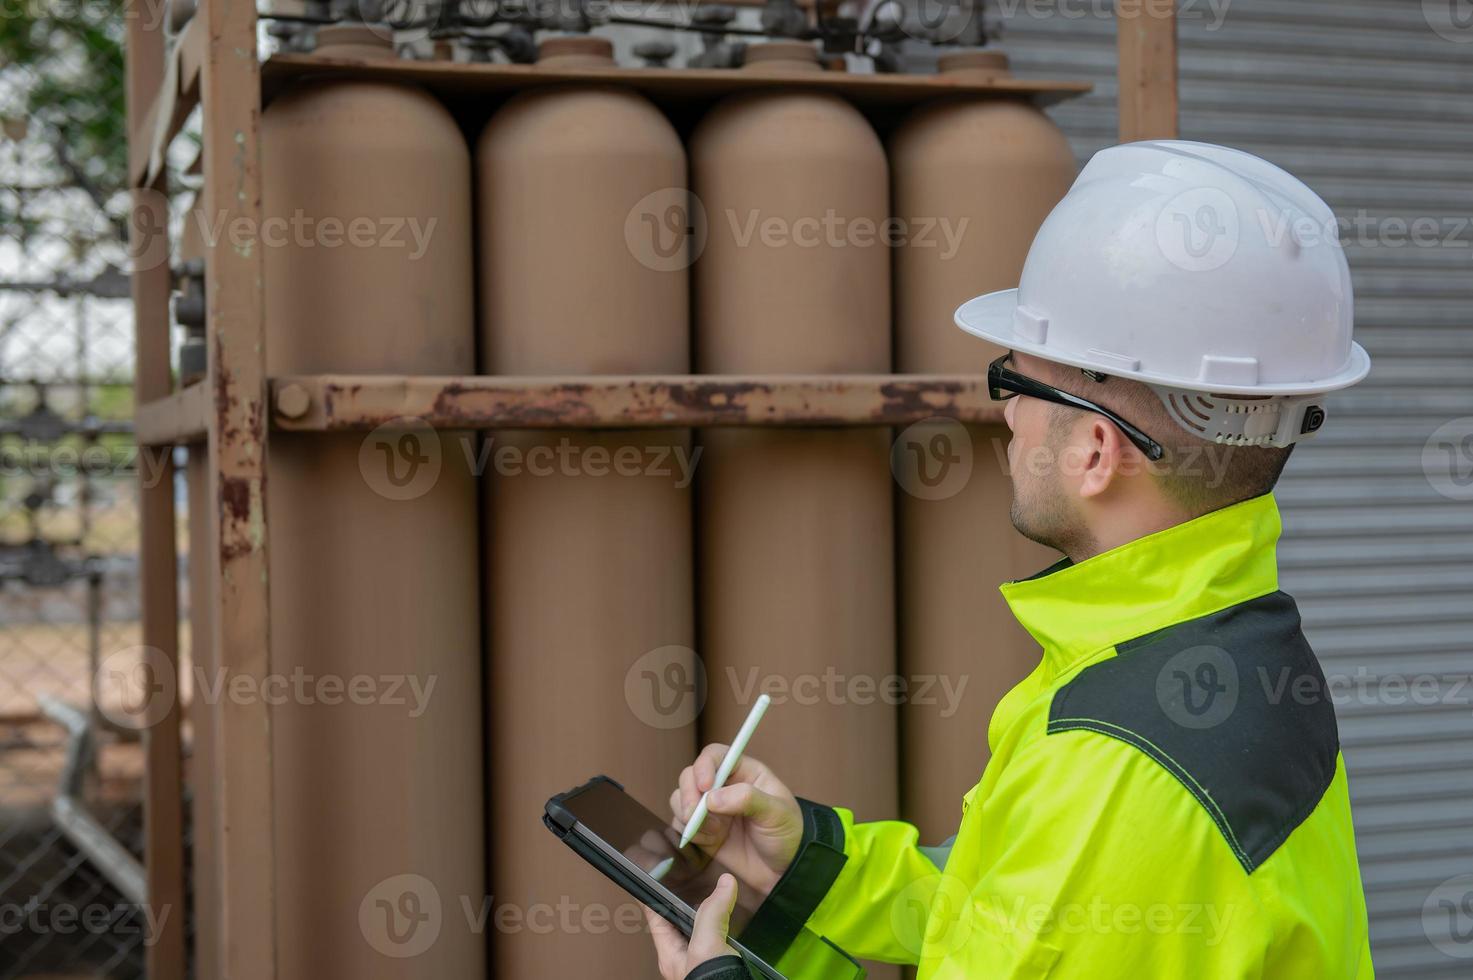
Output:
[647, 141, 1375, 979]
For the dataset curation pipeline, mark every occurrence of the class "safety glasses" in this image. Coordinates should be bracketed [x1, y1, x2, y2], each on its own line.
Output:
[987, 354, 1166, 461]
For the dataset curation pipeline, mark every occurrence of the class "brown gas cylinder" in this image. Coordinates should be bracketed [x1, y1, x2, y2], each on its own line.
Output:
[691, 40, 898, 819]
[889, 49, 1077, 841]
[476, 35, 697, 978]
[260, 25, 484, 977]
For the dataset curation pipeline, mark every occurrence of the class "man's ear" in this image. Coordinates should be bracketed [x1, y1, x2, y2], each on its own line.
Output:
[1077, 416, 1128, 500]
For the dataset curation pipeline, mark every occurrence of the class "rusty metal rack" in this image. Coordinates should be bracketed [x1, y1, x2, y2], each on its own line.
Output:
[124, 2, 1177, 976]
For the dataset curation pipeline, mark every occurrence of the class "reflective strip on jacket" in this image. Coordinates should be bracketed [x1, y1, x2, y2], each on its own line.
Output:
[721, 493, 1374, 980]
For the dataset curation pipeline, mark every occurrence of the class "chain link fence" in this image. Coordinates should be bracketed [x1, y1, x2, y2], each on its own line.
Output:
[2, 3, 178, 976]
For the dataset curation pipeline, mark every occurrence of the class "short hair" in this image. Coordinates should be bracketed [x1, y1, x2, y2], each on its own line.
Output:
[1041, 361, 1295, 514]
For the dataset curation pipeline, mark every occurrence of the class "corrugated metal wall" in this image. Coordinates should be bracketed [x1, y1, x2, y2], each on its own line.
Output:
[998, 2, 1473, 974]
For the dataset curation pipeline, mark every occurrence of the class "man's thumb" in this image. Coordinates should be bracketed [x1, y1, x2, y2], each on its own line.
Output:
[688, 874, 739, 961]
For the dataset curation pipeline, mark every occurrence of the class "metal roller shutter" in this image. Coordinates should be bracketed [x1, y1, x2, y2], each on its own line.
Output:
[996, 2, 1473, 974]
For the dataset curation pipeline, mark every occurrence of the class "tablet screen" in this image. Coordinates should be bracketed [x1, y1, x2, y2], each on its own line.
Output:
[561, 777, 762, 936]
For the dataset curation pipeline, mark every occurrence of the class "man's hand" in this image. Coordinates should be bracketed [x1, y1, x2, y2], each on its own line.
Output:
[645, 873, 741, 980]
[671, 745, 803, 897]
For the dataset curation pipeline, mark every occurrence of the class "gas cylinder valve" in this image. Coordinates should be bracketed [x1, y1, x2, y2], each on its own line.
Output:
[634, 39, 678, 68]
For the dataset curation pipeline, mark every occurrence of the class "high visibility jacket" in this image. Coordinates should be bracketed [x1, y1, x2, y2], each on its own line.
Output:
[703, 493, 1373, 980]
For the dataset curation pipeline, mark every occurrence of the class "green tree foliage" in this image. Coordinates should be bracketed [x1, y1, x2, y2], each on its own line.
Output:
[0, 1, 130, 238]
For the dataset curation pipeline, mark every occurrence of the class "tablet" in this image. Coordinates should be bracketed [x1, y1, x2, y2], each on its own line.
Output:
[545, 775, 784, 978]
[545, 775, 865, 980]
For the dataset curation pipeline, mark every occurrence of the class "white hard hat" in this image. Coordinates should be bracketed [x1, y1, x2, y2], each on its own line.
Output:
[955, 140, 1371, 448]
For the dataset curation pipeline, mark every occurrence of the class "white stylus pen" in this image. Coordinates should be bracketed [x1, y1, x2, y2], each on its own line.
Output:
[680, 693, 772, 849]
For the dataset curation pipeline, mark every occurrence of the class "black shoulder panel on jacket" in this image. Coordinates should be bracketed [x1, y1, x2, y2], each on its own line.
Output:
[1047, 591, 1339, 873]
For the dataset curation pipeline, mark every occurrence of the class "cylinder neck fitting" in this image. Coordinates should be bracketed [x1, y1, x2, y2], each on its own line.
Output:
[741, 41, 823, 73]
[311, 24, 395, 61]
[536, 35, 617, 69]
[937, 48, 1011, 79]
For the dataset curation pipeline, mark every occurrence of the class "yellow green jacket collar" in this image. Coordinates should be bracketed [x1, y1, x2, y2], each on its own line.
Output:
[999, 493, 1283, 679]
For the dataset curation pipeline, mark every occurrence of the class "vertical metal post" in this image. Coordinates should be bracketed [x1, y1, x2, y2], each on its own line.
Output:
[198, 0, 278, 974]
[124, 0, 186, 976]
[1116, 0, 1180, 141]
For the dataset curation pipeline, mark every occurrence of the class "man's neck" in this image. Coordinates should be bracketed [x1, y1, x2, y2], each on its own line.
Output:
[1069, 503, 1196, 563]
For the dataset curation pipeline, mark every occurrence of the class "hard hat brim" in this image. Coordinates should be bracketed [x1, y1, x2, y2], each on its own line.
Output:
[955, 288, 1372, 397]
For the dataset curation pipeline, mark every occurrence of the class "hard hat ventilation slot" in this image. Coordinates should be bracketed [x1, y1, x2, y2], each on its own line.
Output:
[1168, 393, 1209, 433]
[1153, 386, 1323, 449]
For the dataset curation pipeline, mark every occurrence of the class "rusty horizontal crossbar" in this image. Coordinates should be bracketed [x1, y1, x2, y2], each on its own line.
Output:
[135, 381, 209, 445]
[269, 374, 1008, 430]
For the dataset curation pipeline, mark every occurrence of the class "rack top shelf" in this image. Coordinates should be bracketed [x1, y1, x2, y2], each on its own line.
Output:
[262, 53, 1093, 109]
